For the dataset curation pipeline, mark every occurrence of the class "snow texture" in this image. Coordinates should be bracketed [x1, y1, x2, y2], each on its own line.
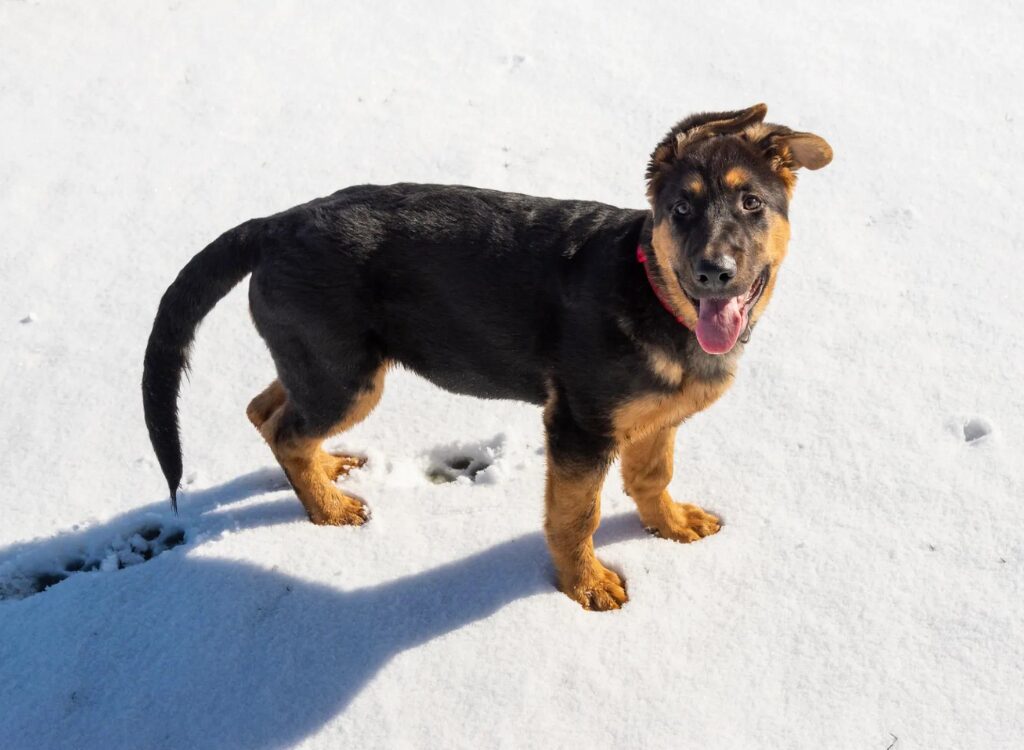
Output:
[1, 1, 1022, 748]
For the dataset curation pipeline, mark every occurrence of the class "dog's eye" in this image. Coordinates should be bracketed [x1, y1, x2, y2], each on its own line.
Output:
[672, 200, 692, 218]
[742, 195, 763, 212]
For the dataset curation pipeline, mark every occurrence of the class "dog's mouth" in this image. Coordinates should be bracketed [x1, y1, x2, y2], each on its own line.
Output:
[683, 266, 769, 355]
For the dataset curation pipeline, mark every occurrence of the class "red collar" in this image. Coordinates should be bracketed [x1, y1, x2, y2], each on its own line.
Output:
[636, 244, 693, 330]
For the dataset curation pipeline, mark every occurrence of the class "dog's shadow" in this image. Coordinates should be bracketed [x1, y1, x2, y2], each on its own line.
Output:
[0, 469, 647, 749]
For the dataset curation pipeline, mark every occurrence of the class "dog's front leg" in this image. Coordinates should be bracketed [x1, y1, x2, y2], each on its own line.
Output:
[620, 426, 721, 542]
[543, 405, 626, 611]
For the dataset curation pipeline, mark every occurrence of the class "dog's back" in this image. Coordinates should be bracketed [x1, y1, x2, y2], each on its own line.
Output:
[249, 183, 645, 403]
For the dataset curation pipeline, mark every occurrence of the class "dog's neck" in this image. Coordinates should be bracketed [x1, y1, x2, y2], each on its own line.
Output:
[636, 243, 692, 331]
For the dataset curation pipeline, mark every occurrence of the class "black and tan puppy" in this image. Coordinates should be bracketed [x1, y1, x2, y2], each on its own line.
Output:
[143, 103, 831, 610]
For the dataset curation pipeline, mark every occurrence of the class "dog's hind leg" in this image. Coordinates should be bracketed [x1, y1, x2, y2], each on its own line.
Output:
[248, 379, 368, 482]
[256, 362, 385, 526]
[620, 426, 720, 542]
[246, 379, 286, 429]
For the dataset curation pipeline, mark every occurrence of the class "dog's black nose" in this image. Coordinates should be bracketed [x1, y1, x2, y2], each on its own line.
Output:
[694, 256, 737, 290]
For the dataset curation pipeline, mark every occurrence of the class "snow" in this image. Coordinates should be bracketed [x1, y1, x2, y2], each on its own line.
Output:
[1, 1, 1022, 748]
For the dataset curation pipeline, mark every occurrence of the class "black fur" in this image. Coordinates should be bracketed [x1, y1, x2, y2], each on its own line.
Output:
[142, 221, 260, 508]
[143, 139, 793, 501]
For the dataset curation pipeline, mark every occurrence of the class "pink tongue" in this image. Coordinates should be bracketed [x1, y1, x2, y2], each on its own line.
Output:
[695, 296, 747, 354]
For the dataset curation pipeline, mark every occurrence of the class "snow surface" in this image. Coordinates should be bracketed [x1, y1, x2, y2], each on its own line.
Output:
[2, 1, 1023, 748]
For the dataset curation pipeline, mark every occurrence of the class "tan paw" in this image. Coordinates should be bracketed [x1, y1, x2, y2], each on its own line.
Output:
[647, 502, 721, 543]
[307, 489, 369, 526]
[561, 560, 629, 611]
[320, 451, 366, 482]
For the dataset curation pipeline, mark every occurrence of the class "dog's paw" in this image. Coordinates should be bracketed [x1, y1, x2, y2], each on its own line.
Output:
[320, 451, 366, 482]
[560, 560, 628, 611]
[646, 502, 721, 543]
[307, 490, 369, 527]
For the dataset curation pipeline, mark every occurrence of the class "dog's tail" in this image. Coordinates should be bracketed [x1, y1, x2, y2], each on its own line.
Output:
[142, 221, 261, 510]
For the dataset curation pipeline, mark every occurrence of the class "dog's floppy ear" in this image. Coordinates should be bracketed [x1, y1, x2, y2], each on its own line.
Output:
[646, 103, 769, 198]
[761, 129, 831, 171]
[778, 132, 833, 171]
[673, 103, 768, 150]
[743, 122, 833, 191]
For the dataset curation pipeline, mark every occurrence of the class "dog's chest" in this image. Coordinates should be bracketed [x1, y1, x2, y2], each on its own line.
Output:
[613, 373, 735, 444]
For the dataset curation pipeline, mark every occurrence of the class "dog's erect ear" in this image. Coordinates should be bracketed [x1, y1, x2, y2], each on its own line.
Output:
[646, 104, 769, 198]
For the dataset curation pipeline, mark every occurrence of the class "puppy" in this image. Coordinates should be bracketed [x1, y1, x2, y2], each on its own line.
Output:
[143, 103, 832, 610]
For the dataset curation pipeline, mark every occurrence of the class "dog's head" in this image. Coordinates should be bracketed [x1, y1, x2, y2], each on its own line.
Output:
[644, 103, 832, 355]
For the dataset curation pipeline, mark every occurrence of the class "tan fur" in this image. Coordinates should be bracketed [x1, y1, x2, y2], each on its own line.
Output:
[749, 215, 791, 325]
[771, 149, 798, 196]
[742, 122, 773, 144]
[250, 369, 384, 524]
[723, 167, 750, 189]
[619, 426, 721, 542]
[687, 177, 704, 195]
[544, 454, 627, 611]
[247, 379, 367, 481]
[642, 344, 685, 387]
[246, 379, 287, 428]
[612, 374, 734, 445]
[650, 221, 699, 327]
